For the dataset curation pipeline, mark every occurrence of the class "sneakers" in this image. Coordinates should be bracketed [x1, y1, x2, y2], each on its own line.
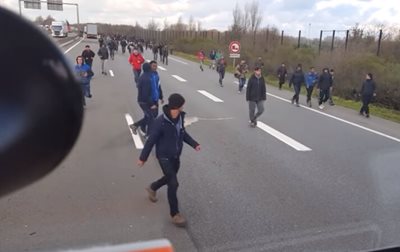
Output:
[129, 124, 138, 135]
[145, 187, 158, 203]
[249, 121, 257, 128]
[171, 213, 187, 227]
[319, 104, 325, 110]
[366, 114, 370, 118]
[296, 103, 300, 107]
[291, 97, 295, 104]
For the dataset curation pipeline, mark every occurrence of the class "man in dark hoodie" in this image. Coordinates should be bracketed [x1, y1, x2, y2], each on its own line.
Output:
[289, 64, 305, 107]
[130, 63, 156, 136]
[317, 68, 333, 110]
[97, 44, 109, 75]
[138, 93, 201, 227]
[246, 67, 266, 127]
[359, 73, 377, 118]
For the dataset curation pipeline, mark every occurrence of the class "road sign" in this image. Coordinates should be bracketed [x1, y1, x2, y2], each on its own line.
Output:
[229, 53, 240, 58]
[229, 41, 241, 53]
[24, 0, 41, 9]
[48, 0, 63, 11]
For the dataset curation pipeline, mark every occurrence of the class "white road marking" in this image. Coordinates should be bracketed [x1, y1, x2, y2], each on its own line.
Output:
[158, 66, 167, 71]
[125, 114, 144, 149]
[257, 121, 312, 151]
[184, 116, 199, 127]
[109, 70, 114, 77]
[172, 75, 187, 82]
[63, 38, 84, 54]
[169, 56, 188, 65]
[197, 90, 224, 102]
[267, 93, 400, 143]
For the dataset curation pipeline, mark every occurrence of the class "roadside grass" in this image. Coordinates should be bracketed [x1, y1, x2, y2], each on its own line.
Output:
[173, 51, 400, 124]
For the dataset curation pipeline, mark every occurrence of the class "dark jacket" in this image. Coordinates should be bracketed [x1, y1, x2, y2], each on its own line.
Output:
[137, 63, 154, 105]
[277, 66, 287, 81]
[317, 72, 333, 90]
[246, 74, 267, 101]
[140, 105, 199, 161]
[81, 49, 95, 65]
[361, 79, 376, 96]
[289, 70, 305, 86]
[97, 46, 109, 60]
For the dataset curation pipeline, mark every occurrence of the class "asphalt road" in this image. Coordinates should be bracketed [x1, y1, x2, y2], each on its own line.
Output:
[1, 38, 400, 252]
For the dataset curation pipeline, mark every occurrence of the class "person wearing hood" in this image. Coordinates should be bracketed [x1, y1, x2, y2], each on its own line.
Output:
[289, 64, 305, 107]
[359, 73, 377, 118]
[317, 68, 333, 110]
[138, 93, 201, 228]
[130, 63, 156, 136]
[246, 67, 267, 127]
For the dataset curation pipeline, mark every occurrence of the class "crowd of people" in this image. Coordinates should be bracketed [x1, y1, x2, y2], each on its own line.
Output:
[72, 37, 377, 227]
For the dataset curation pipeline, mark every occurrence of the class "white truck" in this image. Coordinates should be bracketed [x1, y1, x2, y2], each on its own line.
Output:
[51, 21, 68, 38]
[86, 24, 98, 39]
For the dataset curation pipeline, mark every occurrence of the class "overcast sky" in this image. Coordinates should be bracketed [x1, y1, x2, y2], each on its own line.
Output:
[1, 0, 399, 37]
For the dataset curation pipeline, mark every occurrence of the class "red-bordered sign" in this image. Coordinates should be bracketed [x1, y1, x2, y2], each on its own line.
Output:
[229, 41, 240, 53]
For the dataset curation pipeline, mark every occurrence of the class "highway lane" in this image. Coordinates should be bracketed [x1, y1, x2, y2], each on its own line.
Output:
[0, 39, 399, 252]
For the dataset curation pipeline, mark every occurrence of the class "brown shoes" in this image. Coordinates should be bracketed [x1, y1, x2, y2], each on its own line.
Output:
[171, 213, 187, 227]
[145, 187, 158, 203]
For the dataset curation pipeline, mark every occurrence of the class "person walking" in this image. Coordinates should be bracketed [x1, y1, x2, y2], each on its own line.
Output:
[289, 64, 305, 107]
[217, 56, 227, 87]
[152, 45, 158, 61]
[359, 73, 377, 118]
[328, 69, 335, 106]
[209, 49, 217, 70]
[74, 56, 93, 106]
[120, 39, 127, 54]
[128, 48, 145, 85]
[81, 45, 95, 68]
[97, 44, 109, 75]
[235, 60, 248, 93]
[138, 93, 201, 228]
[162, 45, 169, 65]
[277, 63, 288, 90]
[254, 57, 264, 70]
[246, 67, 266, 127]
[305, 67, 318, 107]
[317, 68, 333, 110]
[197, 49, 206, 71]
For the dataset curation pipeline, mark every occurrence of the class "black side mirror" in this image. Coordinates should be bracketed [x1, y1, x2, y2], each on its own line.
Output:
[0, 7, 84, 197]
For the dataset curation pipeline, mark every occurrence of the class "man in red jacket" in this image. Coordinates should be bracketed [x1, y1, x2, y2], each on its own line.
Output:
[128, 48, 145, 85]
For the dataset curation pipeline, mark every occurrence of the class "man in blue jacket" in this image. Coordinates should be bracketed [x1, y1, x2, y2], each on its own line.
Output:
[138, 93, 201, 227]
[305, 67, 318, 107]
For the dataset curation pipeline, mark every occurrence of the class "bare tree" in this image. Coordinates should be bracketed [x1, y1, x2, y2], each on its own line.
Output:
[242, 3, 250, 34]
[147, 18, 159, 31]
[248, 1, 262, 45]
[188, 15, 196, 31]
[174, 16, 186, 31]
[163, 18, 169, 30]
[197, 21, 202, 32]
[249, 1, 262, 33]
[231, 3, 243, 37]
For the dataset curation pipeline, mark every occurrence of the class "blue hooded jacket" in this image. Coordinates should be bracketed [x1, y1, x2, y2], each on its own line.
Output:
[137, 63, 154, 105]
[150, 71, 162, 103]
[305, 71, 318, 88]
[74, 64, 91, 84]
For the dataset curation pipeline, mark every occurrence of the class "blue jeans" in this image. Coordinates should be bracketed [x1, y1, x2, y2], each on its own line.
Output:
[151, 158, 181, 216]
[135, 103, 158, 135]
[82, 82, 91, 97]
[319, 89, 330, 105]
[133, 69, 141, 85]
[239, 77, 246, 91]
